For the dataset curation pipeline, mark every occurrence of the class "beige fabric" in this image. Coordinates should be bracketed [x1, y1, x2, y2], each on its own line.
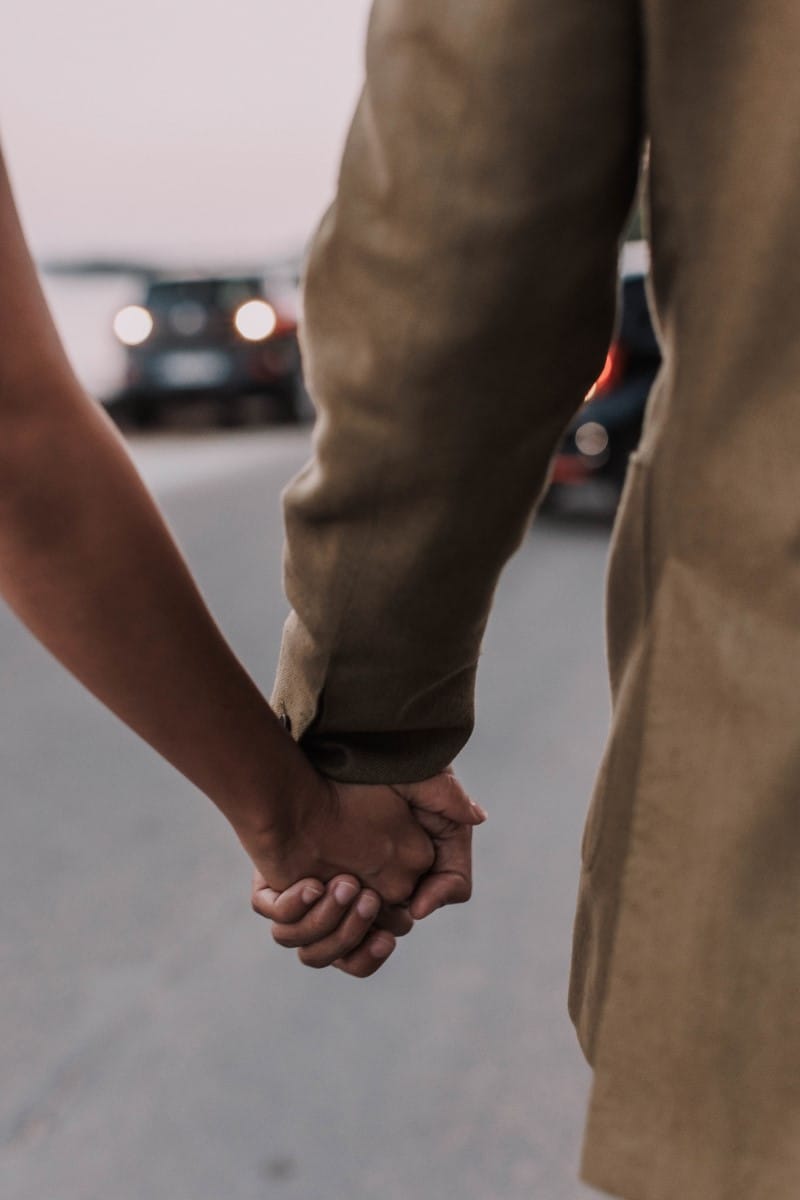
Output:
[273, 2, 800, 1196]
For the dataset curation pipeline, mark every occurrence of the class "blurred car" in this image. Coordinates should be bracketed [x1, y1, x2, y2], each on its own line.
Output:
[548, 241, 660, 501]
[112, 275, 311, 426]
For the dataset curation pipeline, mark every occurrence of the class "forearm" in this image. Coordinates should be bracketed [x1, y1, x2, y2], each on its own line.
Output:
[273, 0, 643, 781]
[0, 147, 312, 839]
[0, 391, 313, 835]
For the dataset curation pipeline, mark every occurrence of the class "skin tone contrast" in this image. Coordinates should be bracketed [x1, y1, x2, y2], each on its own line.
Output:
[0, 148, 484, 978]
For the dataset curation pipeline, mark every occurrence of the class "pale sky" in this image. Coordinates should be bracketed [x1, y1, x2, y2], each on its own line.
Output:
[1, 0, 372, 263]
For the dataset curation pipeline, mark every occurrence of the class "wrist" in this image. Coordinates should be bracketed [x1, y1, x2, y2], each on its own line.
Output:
[224, 741, 327, 875]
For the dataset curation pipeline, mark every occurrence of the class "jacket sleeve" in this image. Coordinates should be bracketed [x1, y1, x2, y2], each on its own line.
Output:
[272, 0, 643, 782]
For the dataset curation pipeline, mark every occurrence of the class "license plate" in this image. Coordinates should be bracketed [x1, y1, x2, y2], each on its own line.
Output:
[155, 351, 231, 388]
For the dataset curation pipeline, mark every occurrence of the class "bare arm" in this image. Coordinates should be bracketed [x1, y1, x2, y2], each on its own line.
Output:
[0, 148, 307, 839]
[0, 148, 442, 928]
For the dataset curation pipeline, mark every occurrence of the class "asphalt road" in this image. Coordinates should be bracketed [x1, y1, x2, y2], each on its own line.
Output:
[0, 427, 613, 1200]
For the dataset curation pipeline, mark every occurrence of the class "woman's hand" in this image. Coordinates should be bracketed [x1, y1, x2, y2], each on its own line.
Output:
[251, 871, 415, 977]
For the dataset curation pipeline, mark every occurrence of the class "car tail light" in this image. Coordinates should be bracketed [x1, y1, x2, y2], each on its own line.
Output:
[586, 343, 626, 400]
[551, 455, 592, 485]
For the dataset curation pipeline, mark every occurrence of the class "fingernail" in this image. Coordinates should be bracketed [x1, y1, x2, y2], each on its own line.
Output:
[369, 937, 393, 959]
[357, 893, 380, 920]
[471, 801, 488, 821]
[334, 881, 358, 906]
[301, 885, 324, 905]
[262, 888, 279, 905]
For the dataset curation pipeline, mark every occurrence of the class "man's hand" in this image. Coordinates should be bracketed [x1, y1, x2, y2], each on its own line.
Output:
[250, 771, 485, 977]
[243, 776, 440, 904]
[403, 772, 487, 919]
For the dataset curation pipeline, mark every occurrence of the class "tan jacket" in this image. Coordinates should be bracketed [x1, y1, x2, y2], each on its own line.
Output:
[273, 3, 800, 1196]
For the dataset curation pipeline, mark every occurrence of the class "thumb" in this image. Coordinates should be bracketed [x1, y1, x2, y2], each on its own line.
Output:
[401, 772, 488, 828]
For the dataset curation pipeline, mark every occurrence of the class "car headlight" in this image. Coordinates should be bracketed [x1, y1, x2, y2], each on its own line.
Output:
[234, 299, 277, 342]
[113, 305, 154, 347]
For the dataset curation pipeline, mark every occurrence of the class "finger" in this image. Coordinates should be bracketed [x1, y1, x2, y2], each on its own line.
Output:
[374, 903, 414, 937]
[402, 773, 487, 830]
[296, 890, 385, 968]
[271, 875, 364, 948]
[408, 871, 472, 920]
[251, 875, 325, 923]
[332, 931, 397, 979]
[258, 879, 413, 942]
[400, 822, 438, 882]
[408, 825, 474, 920]
[356, 826, 434, 906]
[371, 859, 432, 907]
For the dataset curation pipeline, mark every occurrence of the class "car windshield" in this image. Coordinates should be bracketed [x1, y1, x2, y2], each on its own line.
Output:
[146, 279, 262, 313]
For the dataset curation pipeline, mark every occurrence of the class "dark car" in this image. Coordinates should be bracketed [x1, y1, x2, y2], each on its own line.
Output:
[112, 275, 310, 426]
[548, 242, 660, 503]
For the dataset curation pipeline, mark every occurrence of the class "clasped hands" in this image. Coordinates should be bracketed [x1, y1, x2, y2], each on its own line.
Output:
[244, 771, 485, 978]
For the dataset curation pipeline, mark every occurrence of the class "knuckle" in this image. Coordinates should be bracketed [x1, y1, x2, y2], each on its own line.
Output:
[381, 879, 412, 906]
[417, 843, 436, 872]
[412, 840, 438, 868]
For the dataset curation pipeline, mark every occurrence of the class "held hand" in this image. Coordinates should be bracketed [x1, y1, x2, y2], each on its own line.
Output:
[244, 777, 438, 905]
[250, 772, 485, 977]
[251, 872, 415, 977]
[403, 772, 487, 919]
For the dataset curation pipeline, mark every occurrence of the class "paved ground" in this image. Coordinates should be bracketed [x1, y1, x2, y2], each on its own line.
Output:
[0, 427, 613, 1200]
